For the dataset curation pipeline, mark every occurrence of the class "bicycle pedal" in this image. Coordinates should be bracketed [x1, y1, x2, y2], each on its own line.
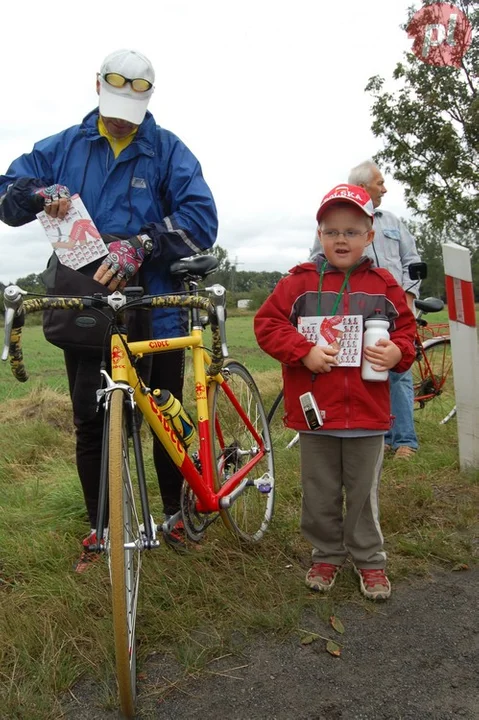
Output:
[258, 483, 272, 494]
[252, 473, 274, 494]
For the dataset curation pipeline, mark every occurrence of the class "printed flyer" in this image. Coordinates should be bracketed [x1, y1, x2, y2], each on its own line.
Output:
[37, 194, 108, 270]
[297, 315, 364, 366]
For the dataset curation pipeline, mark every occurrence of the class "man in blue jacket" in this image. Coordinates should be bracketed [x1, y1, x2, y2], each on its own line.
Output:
[0, 48, 218, 568]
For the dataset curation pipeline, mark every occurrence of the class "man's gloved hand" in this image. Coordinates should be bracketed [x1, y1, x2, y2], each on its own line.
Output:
[93, 239, 145, 291]
[31, 184, 71, 219]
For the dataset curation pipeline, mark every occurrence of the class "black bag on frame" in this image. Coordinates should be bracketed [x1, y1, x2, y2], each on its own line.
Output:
[41, 256, 152, 353]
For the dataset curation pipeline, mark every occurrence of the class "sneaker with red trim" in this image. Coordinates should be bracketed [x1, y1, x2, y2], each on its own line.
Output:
[305, 562, 341, 592]
[74, 532, 102, 573]
[356, 567, 391, 600]
[163, 519, 187, 552]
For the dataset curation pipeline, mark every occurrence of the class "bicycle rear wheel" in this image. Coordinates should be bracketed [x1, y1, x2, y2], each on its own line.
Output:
[208, 360, 275, 542]
[108, 389, 141, 719]
[267, 389, 299, 449]
[412, 337, 455, 424]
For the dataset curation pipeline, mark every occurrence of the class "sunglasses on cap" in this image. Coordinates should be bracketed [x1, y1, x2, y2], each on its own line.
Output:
[103, 73, 153, 93]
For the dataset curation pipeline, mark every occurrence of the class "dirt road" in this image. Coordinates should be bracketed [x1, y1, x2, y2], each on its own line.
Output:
[62, 567, 479, 719]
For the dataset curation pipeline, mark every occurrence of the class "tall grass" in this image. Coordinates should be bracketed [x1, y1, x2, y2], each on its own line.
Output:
[0, 316, 478, 719]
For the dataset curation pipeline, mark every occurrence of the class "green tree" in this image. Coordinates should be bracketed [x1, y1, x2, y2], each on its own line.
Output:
[248, 285, 271, 311]
[207, 245, 232, 273]
[366, 0, 478, 235]
[405, 221, 447, 299]
[404, 220, 479, 300]
[13, 273, 46, 294]
[0, 273, 46, 314]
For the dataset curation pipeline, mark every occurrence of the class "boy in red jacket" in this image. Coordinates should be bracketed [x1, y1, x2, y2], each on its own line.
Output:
[254, 184, 416, 600]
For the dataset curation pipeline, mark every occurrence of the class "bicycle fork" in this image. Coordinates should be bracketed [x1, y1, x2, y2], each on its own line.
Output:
[95, 375, 159, 553]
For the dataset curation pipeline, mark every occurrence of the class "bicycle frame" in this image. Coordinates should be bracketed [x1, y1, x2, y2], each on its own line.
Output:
[102, 326, 269, 517]
[2, 283, 273, 535]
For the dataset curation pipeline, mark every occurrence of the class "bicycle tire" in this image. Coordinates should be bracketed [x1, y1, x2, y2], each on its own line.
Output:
[108, 389, 141, 719]
[412, 337, 455, 424]
[267, 389, 284, 425]
[267, 389, 299, 449]
[208, 360, 275, 542]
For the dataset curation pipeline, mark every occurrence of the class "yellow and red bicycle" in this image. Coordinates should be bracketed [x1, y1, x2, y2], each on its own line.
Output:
[2, 255, 275, 719]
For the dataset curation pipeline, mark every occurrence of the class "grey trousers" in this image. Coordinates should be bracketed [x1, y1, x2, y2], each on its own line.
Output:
[299, 434, 386, 569]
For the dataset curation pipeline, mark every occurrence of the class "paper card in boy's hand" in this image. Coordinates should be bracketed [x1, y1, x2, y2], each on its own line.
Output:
[298, 315, 363, 366]
[36, 194, 108, 271]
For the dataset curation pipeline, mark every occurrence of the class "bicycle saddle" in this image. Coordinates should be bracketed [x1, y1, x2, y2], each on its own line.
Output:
[414, 297, 444, 313]
[170, 255, 218, 279]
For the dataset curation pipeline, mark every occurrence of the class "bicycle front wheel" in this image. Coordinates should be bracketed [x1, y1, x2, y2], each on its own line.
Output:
[412, 337, 455, 424]
[208, 361, 275, 542]
[108, 389, 141, 719]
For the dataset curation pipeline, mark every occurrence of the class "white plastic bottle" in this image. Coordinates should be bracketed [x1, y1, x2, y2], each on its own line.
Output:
[361, 313, 390, 382]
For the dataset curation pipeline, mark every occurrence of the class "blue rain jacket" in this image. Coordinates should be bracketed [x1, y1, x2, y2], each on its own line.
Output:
[0, 109, 218, 338]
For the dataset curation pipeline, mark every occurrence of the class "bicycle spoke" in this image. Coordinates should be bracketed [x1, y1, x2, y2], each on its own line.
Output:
[412, 338, 455, 425]
[209, 361, 275, 542]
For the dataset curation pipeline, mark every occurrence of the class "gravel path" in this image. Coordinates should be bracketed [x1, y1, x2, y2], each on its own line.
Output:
[62, 567, 479, 719]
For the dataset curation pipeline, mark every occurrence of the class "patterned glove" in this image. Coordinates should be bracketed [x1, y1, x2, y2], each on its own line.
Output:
[33, 184, 71, 206]
[102, 239, 145, 281]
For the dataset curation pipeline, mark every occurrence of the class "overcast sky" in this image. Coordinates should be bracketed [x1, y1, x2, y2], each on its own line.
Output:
[0, 0, 416, 283]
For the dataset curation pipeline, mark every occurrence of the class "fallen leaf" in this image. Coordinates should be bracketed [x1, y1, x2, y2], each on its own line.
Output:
[452, 563, 470, 572]
[330, 615, 345, 634]
[326, 640, 342, 657]
[300, 633, 317, 645]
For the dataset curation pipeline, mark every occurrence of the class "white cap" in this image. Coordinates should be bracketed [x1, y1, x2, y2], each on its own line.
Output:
[98, 49, 155, 125]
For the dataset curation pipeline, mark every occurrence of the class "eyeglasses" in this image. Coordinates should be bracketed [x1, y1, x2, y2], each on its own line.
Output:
[103, 73, 153, 93]
[319, 230, 370, 239]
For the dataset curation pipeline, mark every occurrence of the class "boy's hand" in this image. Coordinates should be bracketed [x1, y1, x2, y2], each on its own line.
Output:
[302, 345, 339, 374]
[363, 338, 402, 371]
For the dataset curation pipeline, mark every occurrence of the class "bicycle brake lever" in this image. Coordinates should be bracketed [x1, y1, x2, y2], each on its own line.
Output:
[2, 285, 27, 361]
[205, 284, 229, 357]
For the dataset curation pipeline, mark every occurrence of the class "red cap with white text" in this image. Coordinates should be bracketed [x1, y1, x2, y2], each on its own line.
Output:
[316, 184, 375, 223]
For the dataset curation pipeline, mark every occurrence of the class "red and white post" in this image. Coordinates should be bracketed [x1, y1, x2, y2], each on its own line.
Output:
[442, 241, 479, 470]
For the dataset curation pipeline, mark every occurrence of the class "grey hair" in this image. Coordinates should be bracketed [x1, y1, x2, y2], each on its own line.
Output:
[348, 160, 380, 186]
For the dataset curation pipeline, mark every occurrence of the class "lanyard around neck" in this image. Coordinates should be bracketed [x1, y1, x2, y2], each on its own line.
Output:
[317, 261, 358, 316]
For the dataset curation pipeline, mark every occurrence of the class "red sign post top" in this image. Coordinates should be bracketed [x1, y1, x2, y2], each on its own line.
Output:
[445, 276, 476, 327]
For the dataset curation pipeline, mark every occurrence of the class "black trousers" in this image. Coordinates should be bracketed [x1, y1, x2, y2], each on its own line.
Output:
[64, 349, 185, 527]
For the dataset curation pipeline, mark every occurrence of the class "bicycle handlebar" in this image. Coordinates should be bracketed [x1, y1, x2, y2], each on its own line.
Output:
[2, 284, 227, 382]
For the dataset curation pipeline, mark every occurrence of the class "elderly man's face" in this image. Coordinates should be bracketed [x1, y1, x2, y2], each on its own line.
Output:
[363, 169, 387, 208]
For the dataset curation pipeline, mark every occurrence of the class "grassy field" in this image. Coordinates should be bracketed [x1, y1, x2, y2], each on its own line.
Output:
[0, 312, 478, 719]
